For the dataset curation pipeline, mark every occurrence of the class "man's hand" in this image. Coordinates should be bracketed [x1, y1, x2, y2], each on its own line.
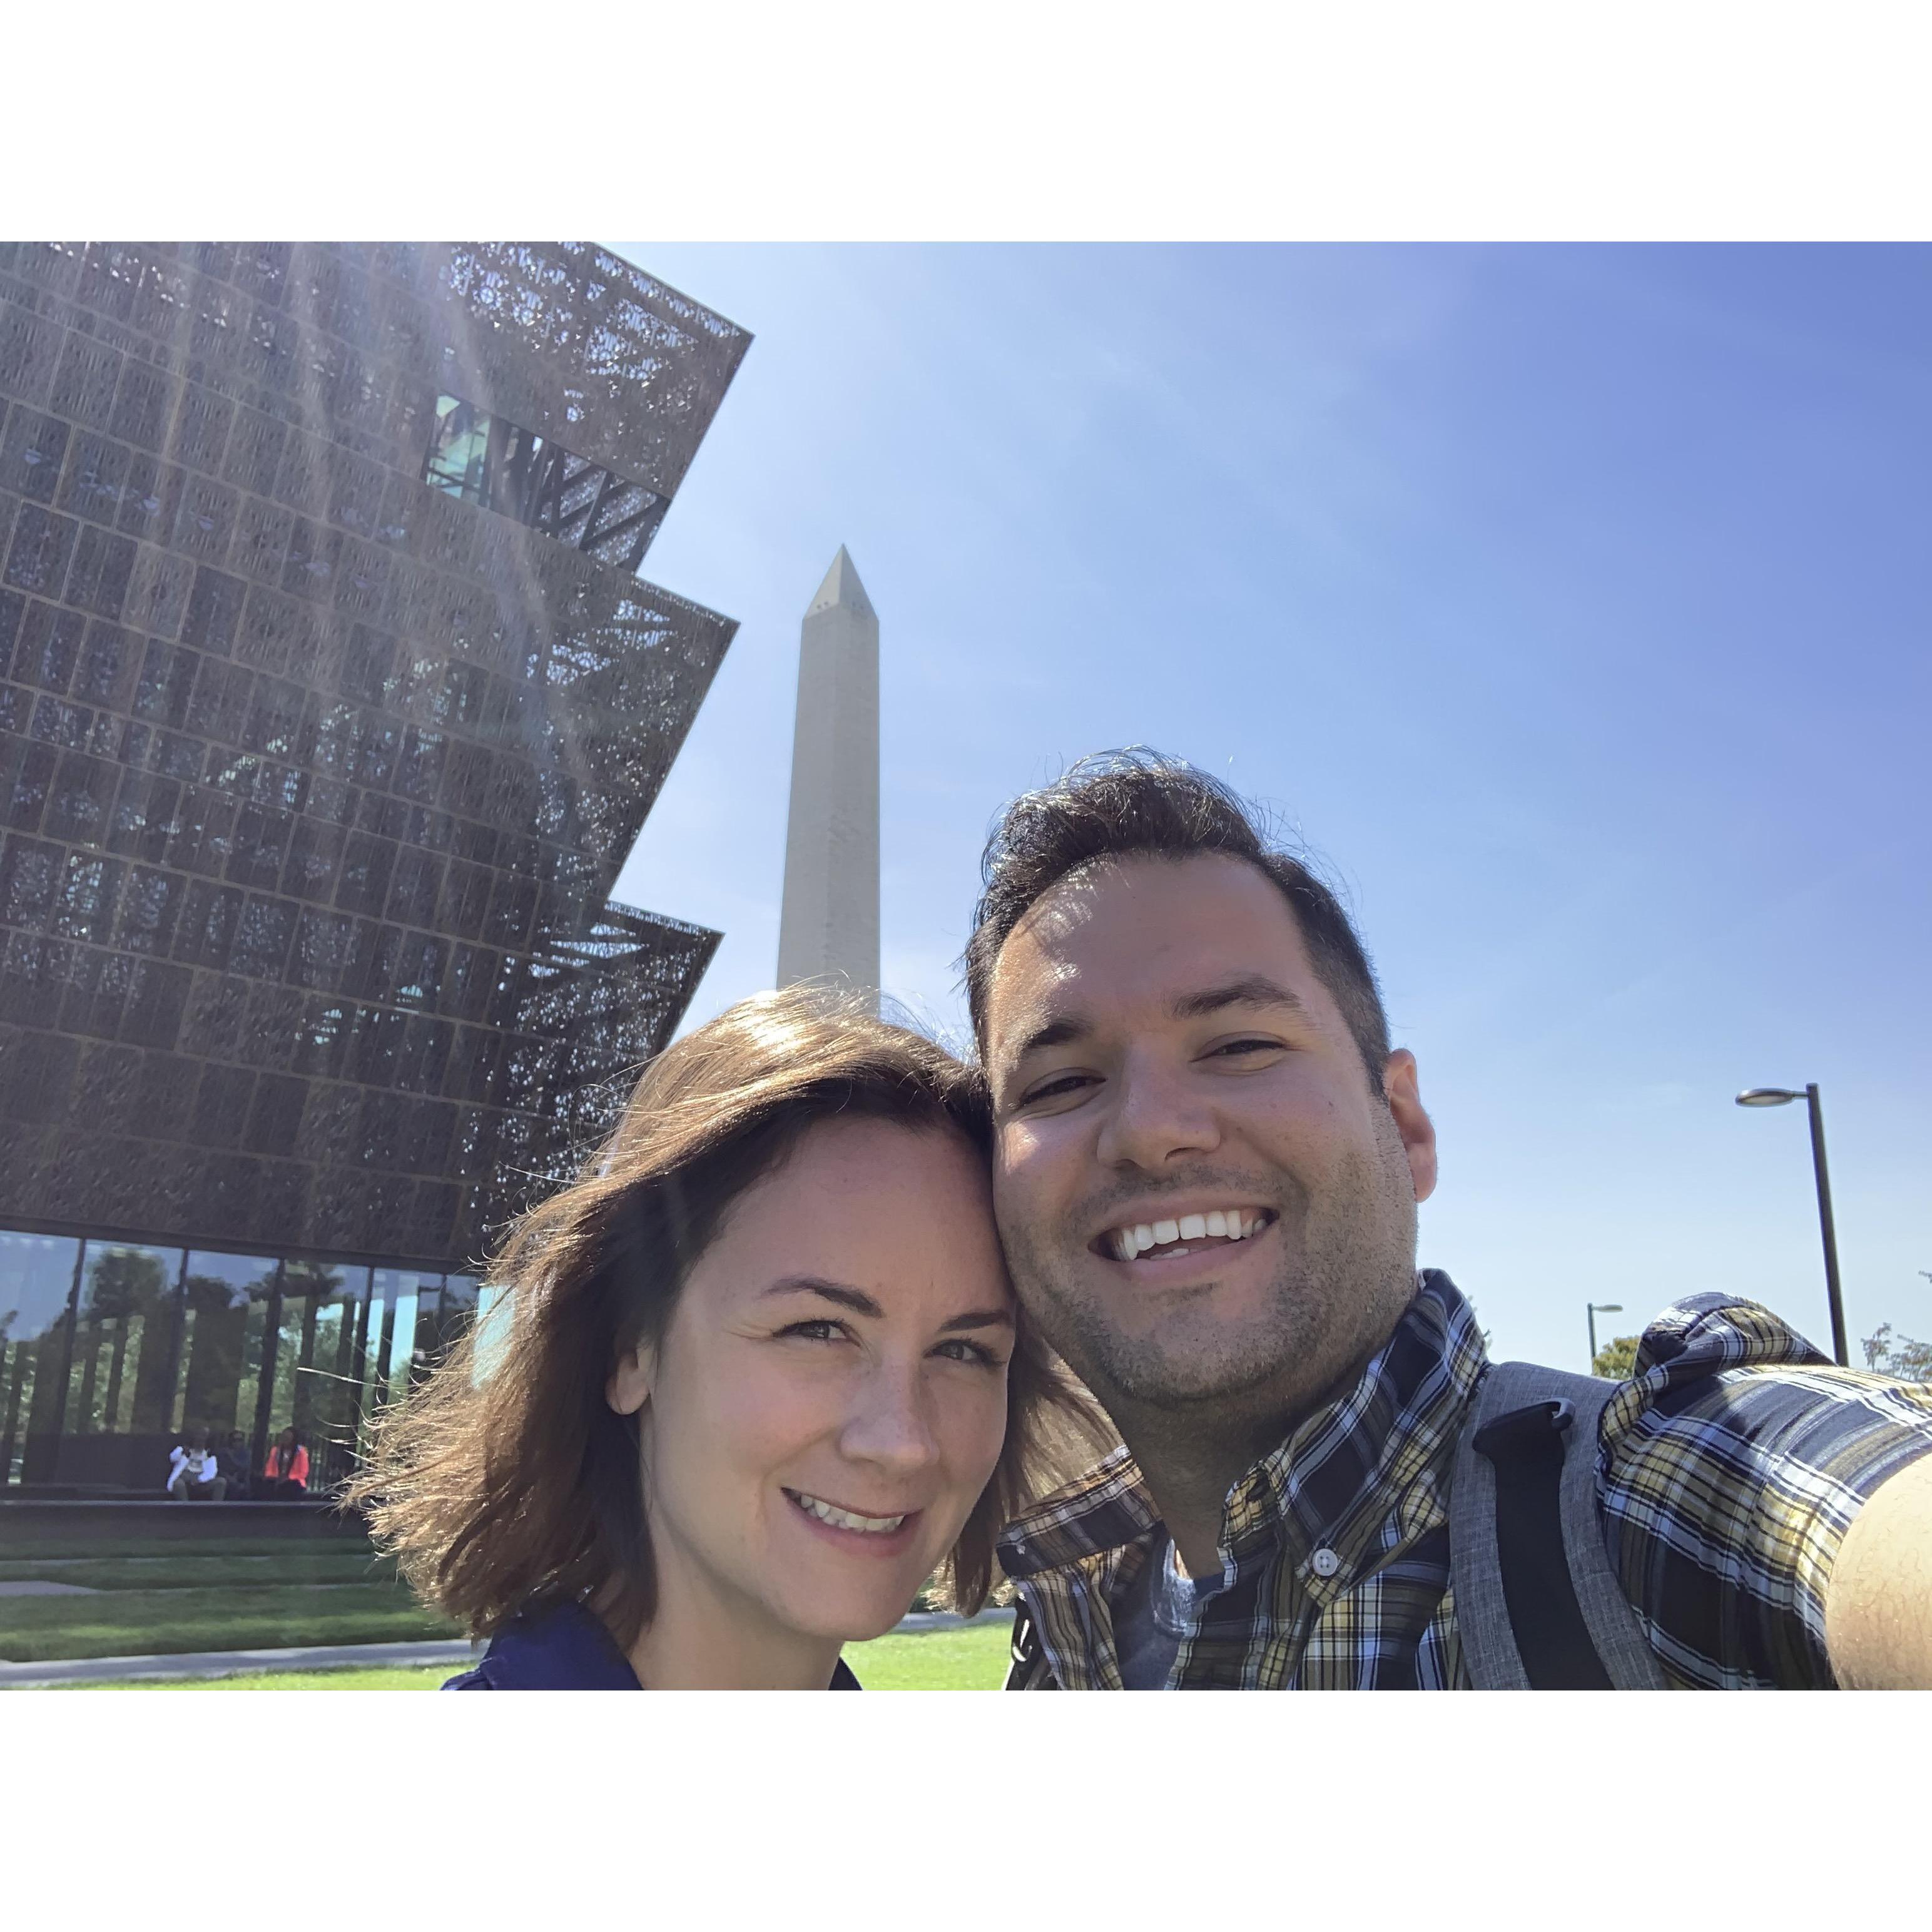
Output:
[1824, 1453, 1932, 1689]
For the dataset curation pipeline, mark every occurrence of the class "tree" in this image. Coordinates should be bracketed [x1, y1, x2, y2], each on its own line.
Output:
[1592, 1335, 1640, 1381]
[1460, 1295, 1495, 1354]
[1859, 1324, 1932, 1384]
[84, 1248, 169, 1320]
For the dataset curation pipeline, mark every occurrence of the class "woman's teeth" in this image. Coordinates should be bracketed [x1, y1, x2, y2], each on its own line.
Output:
[789, 1490, 907, 1534]
[1109, 1209, 1269, 1262]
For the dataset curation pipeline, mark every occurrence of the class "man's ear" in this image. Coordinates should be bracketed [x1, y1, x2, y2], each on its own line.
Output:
[608, 1341, 654, 1417]
[1382, 1049, 1438, 1204]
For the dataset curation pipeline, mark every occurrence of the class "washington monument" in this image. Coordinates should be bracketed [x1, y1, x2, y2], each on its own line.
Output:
[776, 547, 880, 1004]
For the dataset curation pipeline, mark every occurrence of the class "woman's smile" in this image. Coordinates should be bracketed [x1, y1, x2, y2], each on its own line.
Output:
[783, 1486, 925, 1552]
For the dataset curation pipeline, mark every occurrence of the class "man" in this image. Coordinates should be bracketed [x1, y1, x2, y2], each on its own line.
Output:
[970, 751, 1932, 1689]
[216, 1429, 252, 1502]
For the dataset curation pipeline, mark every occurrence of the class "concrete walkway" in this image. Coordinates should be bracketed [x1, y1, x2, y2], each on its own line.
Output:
[1, 1636, 481, 1687]
[0, 1607, 1013, 1688]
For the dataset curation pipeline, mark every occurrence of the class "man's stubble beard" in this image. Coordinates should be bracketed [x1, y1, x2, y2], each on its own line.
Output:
[1001, 1114, 1421, 1443]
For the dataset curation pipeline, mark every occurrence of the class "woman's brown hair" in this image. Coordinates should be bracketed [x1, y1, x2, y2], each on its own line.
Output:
[348, 984, 1109, 1650]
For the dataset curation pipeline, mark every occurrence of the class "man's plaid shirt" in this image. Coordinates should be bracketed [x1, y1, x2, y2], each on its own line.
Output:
[998, 1271, 1932, 1689]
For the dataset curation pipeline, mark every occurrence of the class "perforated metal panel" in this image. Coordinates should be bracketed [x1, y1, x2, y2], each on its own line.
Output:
[0, 242, 743, 1273]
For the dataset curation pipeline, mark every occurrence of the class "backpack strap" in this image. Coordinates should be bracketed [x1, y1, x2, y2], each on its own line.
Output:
[1450, 1361, 1667, 1689]
[1004, 1601, 1059, 1690]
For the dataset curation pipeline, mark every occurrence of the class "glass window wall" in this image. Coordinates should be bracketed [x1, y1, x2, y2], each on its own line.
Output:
[2, 1223, 479, 1493]
[351, 1267, 450, 1459]
[176, 1251, 280, 1493]
[424, 395, 493, 502]
[265, 1258, 358, 1493]
[365, 1269, 444, 1425]
[417, 1270, 479, 1366]
[472, 1282, 511, 1387]
[58, 1242, 186, 1490]
[0, 1231, 84, 1485]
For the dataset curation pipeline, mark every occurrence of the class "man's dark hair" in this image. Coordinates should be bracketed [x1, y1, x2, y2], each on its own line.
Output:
[965, 750, 1392, 1091]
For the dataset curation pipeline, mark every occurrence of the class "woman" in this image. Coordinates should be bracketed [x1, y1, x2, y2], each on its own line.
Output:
[258, 1427, 308, 1497]
[352, 985, 1103, 1690]
[166, 1428, 225, 1502]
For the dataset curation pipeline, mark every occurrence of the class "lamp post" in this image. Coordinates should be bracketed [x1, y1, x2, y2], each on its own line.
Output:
[1587, 1302, 1624, 1369]
[1736, 1084, 1848, 1366]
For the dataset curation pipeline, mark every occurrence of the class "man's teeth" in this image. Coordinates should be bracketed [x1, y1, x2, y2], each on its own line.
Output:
[1111, 1211, 1266, 1261]
[791, 1491, 907, 1534]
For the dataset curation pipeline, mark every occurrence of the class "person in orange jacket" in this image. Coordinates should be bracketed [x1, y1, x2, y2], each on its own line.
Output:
[259, 1428, 309, 1497]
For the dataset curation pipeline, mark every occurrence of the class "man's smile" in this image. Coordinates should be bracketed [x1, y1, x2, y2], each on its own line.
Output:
[1094, 1204, 1278, 1263]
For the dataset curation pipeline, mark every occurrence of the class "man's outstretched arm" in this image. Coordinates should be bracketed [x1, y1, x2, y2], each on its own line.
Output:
[1824, 1453, 1932, 1689]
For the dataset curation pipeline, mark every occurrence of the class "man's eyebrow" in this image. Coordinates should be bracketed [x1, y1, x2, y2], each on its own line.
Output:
[1000, 975, 1307, 1075]
[1169, 974, 1310, 1021]
[758, 1277, 884, 1319]
[1007, 1013, 1091, 1067]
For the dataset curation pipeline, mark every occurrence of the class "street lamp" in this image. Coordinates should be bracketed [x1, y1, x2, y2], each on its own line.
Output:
[1587, 1303, 1624, 1368]
[1735, 1083, 1848, 1366]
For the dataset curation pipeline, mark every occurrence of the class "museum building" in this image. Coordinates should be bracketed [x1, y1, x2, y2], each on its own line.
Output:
[0, 242, 748, 1493]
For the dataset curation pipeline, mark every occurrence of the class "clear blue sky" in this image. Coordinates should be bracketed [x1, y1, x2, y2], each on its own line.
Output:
[609, 243, 1931, 1373]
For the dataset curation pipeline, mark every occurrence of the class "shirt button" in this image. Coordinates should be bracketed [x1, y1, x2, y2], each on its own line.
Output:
[1311, 1547, 1341, 1579]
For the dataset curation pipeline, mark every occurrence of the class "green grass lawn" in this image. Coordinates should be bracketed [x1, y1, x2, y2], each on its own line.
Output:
[0, 1537, 453, 1662]
[90, 1663, 459, 1690]
[843, 1624, 1010, 1689]
[1, 1530, 1011, 1684]
[0, 1583, 458, 1662]
[0, 1535, 376, 1564]
[0, 1551, 400, 1592]
[78, 1622, 1013, 1691]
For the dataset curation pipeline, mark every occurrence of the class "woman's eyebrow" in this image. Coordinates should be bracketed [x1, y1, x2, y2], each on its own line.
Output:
[758, 1280, 1014, 1335]
[938, 1309, 1016, 1333]
[760, 1276, 883, 1318]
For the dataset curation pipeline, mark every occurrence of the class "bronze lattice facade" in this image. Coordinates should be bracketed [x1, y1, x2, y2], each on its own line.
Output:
[0, 243, 747, 1489]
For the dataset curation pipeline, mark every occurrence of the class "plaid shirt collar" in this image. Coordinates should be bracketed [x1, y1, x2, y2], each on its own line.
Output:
[999, 1269, 1488, 1596]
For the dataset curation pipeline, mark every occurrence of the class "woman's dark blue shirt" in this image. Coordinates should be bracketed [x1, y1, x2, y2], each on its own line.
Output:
[444, 1600, 862, 1689]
